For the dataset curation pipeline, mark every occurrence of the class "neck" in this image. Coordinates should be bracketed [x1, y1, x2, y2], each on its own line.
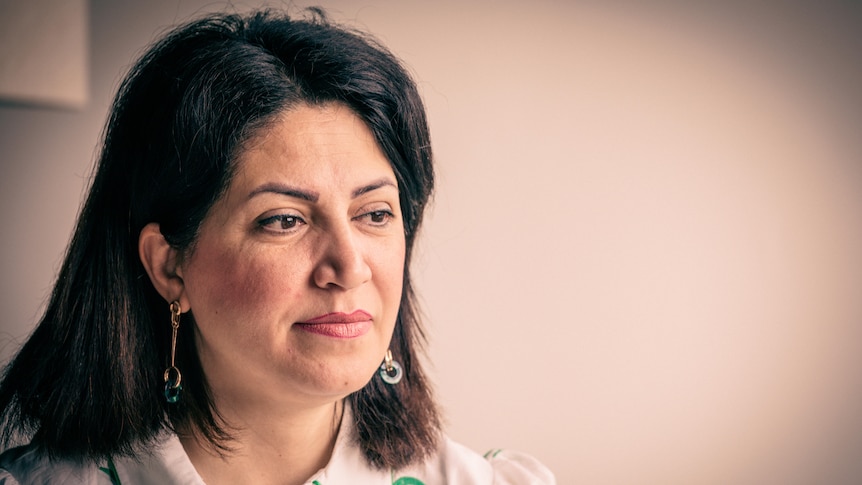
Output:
[180, 399, 344, 485]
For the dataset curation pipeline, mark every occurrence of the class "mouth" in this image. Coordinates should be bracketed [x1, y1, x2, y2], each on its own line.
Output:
[295, 310, 373, 338]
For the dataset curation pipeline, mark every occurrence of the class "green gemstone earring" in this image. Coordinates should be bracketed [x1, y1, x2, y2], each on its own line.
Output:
[163, 300, 183, 403]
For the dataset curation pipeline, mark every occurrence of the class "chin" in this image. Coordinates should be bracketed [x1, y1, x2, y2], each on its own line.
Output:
[299, 358, 381, 399]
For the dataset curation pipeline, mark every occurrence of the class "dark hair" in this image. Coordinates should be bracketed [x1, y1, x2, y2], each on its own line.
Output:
[0, 8, 438, 470]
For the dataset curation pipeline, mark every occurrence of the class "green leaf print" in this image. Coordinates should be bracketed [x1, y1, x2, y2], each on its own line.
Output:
[98, 457, 122, 485]
[392, 477, 425, 485]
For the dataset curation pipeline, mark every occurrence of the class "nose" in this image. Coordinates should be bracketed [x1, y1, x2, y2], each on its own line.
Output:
[312, 224, 373, 290]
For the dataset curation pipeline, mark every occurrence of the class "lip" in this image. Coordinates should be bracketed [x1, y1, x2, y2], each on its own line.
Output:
[295, 310, 373, 339]
[300, 310, 372, 324]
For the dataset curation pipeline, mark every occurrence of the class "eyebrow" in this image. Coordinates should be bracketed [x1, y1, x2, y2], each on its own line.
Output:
[248, 183, 319, 202]
[352, 178, 398, 198]
[247, 177, 397, 202]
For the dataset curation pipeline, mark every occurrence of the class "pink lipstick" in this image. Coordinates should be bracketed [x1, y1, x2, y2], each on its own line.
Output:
[295, 310, 372, 338]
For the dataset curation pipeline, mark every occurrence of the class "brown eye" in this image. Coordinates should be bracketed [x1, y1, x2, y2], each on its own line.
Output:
[257, 214, 306, 233]
[279, 216, 299, 229]
[359, 210, 394, 227]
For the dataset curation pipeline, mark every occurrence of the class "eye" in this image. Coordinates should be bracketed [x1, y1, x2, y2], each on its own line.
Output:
[357, 210, 394, 226]
[257, 214, 306, 233]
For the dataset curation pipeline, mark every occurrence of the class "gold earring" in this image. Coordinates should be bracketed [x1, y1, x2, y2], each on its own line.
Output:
[163, 300, 183, 403]
[379, 349, 403, 385]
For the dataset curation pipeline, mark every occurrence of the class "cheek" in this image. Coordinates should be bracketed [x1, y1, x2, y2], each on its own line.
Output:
[184, 243, 302, 321]
[376, 238, 407, 302]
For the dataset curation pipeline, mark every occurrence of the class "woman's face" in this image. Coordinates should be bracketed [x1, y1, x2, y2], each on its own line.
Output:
[178, 103, 405, 408]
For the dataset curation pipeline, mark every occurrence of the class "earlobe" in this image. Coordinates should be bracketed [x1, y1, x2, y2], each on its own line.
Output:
[138, 223, 190, 311]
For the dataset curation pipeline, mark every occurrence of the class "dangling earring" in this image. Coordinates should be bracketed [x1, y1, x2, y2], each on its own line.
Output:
[379, 349, 403, 385]
[163, 300, 183, 403]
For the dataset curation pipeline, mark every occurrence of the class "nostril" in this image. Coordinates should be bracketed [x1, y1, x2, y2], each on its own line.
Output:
[312, 240, 372, 290]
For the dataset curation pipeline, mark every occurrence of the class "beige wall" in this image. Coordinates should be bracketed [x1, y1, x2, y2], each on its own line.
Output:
[2, 1, 861, 483]
[0, 0, 88, 108]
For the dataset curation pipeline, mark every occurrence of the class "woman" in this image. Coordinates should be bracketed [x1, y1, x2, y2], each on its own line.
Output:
[0, 9, 554, 484]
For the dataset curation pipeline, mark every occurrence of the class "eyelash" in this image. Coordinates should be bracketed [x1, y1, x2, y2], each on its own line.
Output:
[256, 210, 395, 234]
[357, 210, 395, 226]
[257, 214, 306, 233]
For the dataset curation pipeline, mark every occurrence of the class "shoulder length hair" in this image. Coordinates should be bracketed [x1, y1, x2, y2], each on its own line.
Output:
[0, 8, 438, 470]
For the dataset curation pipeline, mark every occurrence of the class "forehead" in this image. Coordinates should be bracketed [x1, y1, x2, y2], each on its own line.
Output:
[231, 102, 395, 189]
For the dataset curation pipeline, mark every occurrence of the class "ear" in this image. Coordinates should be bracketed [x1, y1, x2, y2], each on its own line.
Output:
[139, 222, 190, 311]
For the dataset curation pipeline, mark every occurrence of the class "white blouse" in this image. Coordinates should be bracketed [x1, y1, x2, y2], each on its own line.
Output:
[0, 412, 554, 484]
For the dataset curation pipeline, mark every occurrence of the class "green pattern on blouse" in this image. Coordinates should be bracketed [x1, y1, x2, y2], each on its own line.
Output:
[98, 457, 122, 485]
[313, 475, 425, 484]
[387, 469, 426, 484]
[392, 477, 425, 485]
[483, 448, 503, 459]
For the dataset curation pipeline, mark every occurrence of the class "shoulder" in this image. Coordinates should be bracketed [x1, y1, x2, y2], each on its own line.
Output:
[479, 446, 556, 485]
[0, 444, 99, 484]
[398, 436, 556, 485]
[0, 435, 202, 485]
[322, 422, 555, 485]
